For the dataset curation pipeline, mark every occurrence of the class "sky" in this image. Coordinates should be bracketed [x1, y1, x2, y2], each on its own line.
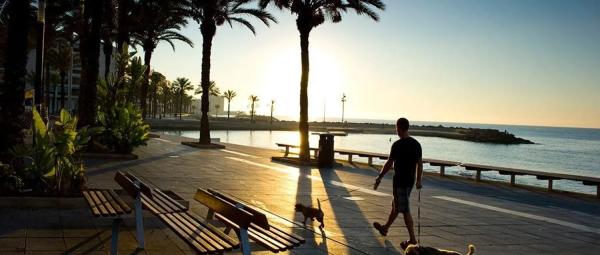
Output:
[148, 0, 600, 129]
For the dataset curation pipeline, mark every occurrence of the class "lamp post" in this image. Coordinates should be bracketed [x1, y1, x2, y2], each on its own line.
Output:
[34, 0, 45, 114]
[341, 93, 347, 123]
[270, 100, 274, 129]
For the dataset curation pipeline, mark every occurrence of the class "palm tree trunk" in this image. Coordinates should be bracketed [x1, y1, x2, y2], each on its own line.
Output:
[117, 0, 131, 51]
[141, 47, 152, 119]
[78, 0, 103, 128]
[60, 72, 66, 109]
[227, 100, 230, 120]
[179, 91, 183, 120]
[163, 92, 167, 118]
[103, 37, 112, 80]
[298, 28, 311, 161]
[199, 22, 216, 144]
[0, 0, 29, 157]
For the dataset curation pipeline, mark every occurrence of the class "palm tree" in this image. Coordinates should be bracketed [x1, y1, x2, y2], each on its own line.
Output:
[190, 0, 276, 144]
[131, 0, 193, 119]
[78, 0, 105, 128]
[195, 80, 220, 96]
[249, 95, 259, 123]
[159, 80, 172, 118]
[46, 39, 73, 109]
[260, 0, 385, 161]
[0, 0, 31, 157]
[149, 72, 166, 118]
[173, 77, 193, 119]
[222, 90, 237, 120]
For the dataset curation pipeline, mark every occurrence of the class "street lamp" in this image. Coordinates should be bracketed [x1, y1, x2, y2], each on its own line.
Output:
[341, 93, 347, 123]
[34, 0, 45, 114]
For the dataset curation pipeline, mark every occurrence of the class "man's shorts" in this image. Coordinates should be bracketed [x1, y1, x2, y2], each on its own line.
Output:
[393, 186, 413, 213]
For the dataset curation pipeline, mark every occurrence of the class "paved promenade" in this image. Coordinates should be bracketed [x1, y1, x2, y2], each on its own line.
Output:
[2, 134, 600, 254]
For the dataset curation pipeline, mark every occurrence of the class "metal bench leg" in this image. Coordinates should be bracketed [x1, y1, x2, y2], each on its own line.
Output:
[368, 157, 373, 166]
[476, 171, 481, 181]
[134, 194, 145, 249]
[440, 166, 445, 176]
[548, 180, 553, 191]
[348, 155, 352, 163]
[224, 226, 232, 235]
[510, 175, 515, 185]
[238, 228, 251, 255]
[597, 186, 600, 199]
[207, 209, 215, 220]
[284, 147, 289, 157]
[111, 218, 123, 255]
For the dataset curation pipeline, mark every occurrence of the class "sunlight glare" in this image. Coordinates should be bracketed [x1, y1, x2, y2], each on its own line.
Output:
[261, 47, 344, 120]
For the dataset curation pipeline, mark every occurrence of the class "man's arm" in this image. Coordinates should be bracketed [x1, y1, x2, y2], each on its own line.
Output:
[415, 158, 423, 189]
[374, 159, 393, 190]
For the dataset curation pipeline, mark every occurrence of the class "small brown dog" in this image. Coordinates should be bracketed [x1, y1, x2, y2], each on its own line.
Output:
[404, 244, 475, 255]
[295, 199, 324, 228]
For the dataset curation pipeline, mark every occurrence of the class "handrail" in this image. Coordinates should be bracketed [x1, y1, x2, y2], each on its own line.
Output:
[275, 143, 600, 198]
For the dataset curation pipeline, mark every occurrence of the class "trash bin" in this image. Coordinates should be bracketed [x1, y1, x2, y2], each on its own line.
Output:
[318, 134, 335, 168]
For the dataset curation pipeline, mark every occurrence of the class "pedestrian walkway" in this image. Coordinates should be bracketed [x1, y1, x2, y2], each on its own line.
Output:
[2, 134, 599, 254]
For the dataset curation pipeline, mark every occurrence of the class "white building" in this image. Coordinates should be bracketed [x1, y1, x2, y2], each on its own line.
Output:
[25, 42, 116, 113]
[195, 95, 225, 116]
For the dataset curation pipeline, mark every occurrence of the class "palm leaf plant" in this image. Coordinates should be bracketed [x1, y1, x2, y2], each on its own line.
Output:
[260, 0, 385, 161]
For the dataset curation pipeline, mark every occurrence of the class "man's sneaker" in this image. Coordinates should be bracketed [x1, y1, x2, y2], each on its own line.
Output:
[373, 222, 388, 236]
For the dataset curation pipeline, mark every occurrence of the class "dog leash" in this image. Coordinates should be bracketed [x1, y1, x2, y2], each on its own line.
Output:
[417, 187, 421, 244]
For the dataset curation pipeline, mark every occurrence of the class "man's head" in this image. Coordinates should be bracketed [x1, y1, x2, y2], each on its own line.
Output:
[396, 118, 410, 137]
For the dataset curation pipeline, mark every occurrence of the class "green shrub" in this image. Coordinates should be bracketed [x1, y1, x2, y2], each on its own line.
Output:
[10, 108, 96, 195]
[97, 103, 150, 154]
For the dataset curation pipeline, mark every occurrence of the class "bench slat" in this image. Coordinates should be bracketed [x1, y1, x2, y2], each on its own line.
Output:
[88, 190, 111, 216]
[216, 214, 284, 252]
[194, 189, 253, 229]
[101, 190, 123, 213]
[247, 226, 289, 251]
[109, 190, 132, 213]
[206, 189, 305, 251]
[182, 211, 240, 247]
[207, 189, 270, 229]
[252, 223, 300, 246]
[82, 191, 101, 216]
[153, 188, 187, 213]
[170, 211, 231, 251]
[267, 224, 306, 244]
[164, 212, 227, 252]
[97, 190, 118, 215]
[158, 213, 210, 253]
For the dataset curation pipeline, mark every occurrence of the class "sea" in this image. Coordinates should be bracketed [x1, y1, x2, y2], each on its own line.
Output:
[158, 121, 600, 195]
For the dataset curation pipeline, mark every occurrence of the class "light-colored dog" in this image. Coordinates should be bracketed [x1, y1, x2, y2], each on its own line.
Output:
[404, 244, 475, 255]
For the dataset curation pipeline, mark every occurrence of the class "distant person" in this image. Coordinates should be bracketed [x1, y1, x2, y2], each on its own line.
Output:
[373, 117, 423, 249]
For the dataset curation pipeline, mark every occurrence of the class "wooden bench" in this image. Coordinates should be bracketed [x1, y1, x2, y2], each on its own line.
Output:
[275, 143, 319, 158]
[114, 172, 239, 254]
[83, 189, 132, 255]
[202, 189, 305, 253]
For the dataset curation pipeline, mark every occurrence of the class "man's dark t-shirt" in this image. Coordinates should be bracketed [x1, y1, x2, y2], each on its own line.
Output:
[390, 137, 422, 188]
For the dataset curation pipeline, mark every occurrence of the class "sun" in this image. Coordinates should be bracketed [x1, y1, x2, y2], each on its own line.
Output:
[260, 47, 344, 120]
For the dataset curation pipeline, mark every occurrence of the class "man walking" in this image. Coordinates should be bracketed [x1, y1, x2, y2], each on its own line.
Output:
[373, 117, 423, 249]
